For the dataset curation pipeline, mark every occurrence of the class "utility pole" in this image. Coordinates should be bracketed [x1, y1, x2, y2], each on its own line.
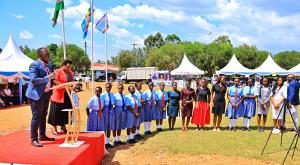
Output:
[131, 43, 138, 67]
[84, 41, 87, 55]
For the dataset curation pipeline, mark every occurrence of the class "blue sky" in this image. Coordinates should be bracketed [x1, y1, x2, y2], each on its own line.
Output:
[1, 0, 300, 62]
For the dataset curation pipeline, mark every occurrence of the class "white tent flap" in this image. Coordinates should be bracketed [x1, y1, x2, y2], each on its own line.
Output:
[216, 54, 253, 75]
[253, 55, 288, 75]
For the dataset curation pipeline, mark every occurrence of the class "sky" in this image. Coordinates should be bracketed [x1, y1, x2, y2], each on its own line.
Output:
[0, 0, 300, 62]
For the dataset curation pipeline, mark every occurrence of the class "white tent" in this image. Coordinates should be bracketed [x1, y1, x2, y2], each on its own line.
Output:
[253, 55, 288, 75]
[0, 34, 34, 78]
[289, 63, 300, 75]
[171, 55, 204, 75]
[216, 54, 253, 75]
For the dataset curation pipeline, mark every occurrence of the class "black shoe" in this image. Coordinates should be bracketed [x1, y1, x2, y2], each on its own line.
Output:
[228, 127, 232, 131]
[39, 136, 55, 141]
[247, 127, 251, 131]
[117, 141, 125, 145]
[127, 139, 134, 144]
[148, 131, 152, 134]
[31, 140, 43, 147]
[241, 127, 246, 131]
[113, 141, 119, 147]
[135, 134, 142, 139]
[232, 127, 237, 131]
[105, 143, 114, 149]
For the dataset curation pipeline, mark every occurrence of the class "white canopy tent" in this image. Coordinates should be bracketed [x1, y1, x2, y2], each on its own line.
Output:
[171, 55, 204, 75]
[289, 63, 300, 75]
[253, 55, 288, 75]
[0, 34, 34, 78]
[216, 54, 253, 75]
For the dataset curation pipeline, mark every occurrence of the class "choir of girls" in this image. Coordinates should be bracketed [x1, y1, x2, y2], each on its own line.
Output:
[86, 74, 299, 149]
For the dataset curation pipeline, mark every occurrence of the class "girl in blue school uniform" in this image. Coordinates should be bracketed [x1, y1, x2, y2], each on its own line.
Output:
[134, 82, 145, 139]
[86, 87, 104, 132]
[226, 78, 244, 131]
[154, 82, 169, 132]
[242, 79, 258, 131]
[125, 85, 141, 144]
[101, 83, 115, 149]
[142, 82, 158, 135]
[111, 84, 126, 146]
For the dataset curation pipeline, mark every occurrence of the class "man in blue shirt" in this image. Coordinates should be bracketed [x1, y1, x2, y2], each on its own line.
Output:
[287, 74, 300, 129]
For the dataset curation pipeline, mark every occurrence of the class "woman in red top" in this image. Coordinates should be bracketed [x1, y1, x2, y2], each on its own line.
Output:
[48, 59, 74, 135]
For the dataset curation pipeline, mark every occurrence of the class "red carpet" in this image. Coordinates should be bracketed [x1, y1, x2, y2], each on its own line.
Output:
[0, 131, 105, 165]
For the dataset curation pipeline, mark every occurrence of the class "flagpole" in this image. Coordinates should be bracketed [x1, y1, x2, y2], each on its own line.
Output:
[61, 9, 67, 60]
[91, 0, 95, 95]
[105, 11, 108, 83]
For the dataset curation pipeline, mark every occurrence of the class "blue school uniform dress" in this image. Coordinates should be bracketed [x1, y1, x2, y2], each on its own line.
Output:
[134, 90, 144, 124]
[167, 90, 181, 117]
[142, 89, 157, 122]
[125, 93, 141, 128]
[111, 93, 127, 131]
[100, 92, 115, 131]
[226, 85, 244, 119]
[243, 85, 258, 118]
[86, 96, 104, 131]
[154, 90, 169, 120]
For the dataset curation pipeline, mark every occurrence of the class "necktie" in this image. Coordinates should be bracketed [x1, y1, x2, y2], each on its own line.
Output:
[248, 86, 252, 95]
[234, 87, 238, 99]
[133, 95, 137, 112]
[108, 93, 112, 111]
[98, 96, 102, 118]
[150, 90, 153, 110]
[162, 90, 165, 107]
[121, 93, 125, 112]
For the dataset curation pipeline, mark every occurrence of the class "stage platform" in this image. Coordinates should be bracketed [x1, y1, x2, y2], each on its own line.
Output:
[0, 131, 105, 165]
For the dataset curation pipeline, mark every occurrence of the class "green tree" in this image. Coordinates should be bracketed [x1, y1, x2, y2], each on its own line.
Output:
[114, 50, 134, 70]
[213, 35, 233, 48]
[165, 34, 181, 43]
[179, 41, 206, 71]
[144, 32, 165, 50]
[274, 51, 300, 70]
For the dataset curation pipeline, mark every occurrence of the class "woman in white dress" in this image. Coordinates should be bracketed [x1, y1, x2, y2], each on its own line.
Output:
[270, 77, 287, 134]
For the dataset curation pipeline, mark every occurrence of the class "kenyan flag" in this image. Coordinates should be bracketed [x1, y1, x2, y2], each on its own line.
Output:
[52, 0, 64, 27]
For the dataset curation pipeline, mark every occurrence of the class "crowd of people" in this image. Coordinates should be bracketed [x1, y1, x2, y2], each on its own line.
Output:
[0, 83, 28, 108]
[85, 74, 299, 149]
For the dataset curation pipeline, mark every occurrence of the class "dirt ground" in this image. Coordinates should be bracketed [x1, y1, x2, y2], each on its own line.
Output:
[0, 82, 277, 165]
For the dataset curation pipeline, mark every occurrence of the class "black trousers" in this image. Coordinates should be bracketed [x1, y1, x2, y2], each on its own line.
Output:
[29, 93, 51, 142]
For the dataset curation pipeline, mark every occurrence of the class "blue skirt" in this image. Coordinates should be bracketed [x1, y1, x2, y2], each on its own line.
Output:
[243, 98, 256, 118]
[139, 107, 144, 124]
[87, 111, 104, 131]
[144, 100, 155, 122]
[126, 110, 139, 128]
[103, 106, 112, 131]
[153, 101, 166, 120]
[226, 97, 244, 119]
[110, 106, 126, 130]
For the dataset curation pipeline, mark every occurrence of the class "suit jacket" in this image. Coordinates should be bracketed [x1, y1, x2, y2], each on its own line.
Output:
[51, 67, 74, 103]
[288, 80, 300, 105]
[26, 60, 54, 101]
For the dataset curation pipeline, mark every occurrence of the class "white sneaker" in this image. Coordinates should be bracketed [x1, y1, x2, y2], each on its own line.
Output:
[213, 128, 217, 132]
[217, 128, 221, 132]
[272, 128, 280, 134]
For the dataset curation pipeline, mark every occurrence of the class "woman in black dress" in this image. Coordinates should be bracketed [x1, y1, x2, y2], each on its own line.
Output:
[211, 76, 227, 131]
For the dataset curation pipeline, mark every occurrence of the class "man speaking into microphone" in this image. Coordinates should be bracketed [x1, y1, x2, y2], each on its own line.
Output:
[26, 47, 56, 147]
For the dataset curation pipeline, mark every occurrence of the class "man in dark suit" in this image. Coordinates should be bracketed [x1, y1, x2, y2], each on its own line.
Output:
[26, 48, 56, 147]
[287, 74, 300, 130]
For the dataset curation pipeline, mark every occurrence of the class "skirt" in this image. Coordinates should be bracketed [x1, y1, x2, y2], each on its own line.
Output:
[110, 106, 126, 130]
[168, 104, 179, 117]
[257, 101, 270, 115]
[226, 97, 244, 119]
[103, 106, 113, 131]
[212, 99, 225, 115]
[182, 103, 193, 117]
[126, 110, 139, 128]
[243, 98, 256, 118]
[87, 110, 104, 131]
[144, 101, 155, 122]
[153, 101, 166, 120]
[139, 106, 144, 124]
[192, 101, 210, 126]
[47, 92, 72, 126]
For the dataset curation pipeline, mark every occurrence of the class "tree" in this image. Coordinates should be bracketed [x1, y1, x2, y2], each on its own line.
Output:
[165, 34, 181, 43]
[179, 41, 206, 71]
[144, 32, 165, 50]
[114, 50, 134, 70]
[145, 43, 184, 70]
[234, 44, 268, 69]
[213, 35, 233, 48]
[274, 51, 300, 70]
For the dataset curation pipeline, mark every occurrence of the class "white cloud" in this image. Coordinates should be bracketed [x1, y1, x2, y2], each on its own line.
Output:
[19, 30, 34, 39]
[13, 14, 25, 20]
[48, 34, 62, 40]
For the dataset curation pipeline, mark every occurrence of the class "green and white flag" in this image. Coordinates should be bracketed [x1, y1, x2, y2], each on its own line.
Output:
[52, 0, 64, 27]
